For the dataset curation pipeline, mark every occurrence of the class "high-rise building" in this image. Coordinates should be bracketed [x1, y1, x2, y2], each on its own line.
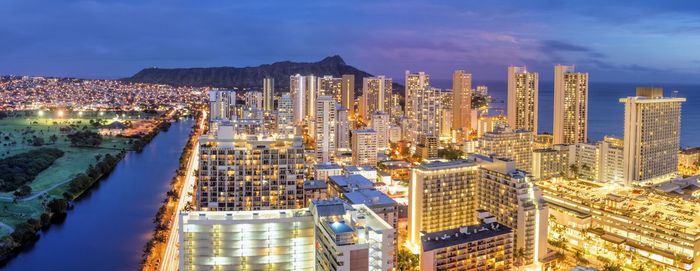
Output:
[318, 76, 343, 103]
[315, 96, 337, 163]
[352, 129, 378, 166]
[277, 93, 295, 136]
[179, 209, 316, 271]
[181, 199, 396, 271]
[507, 66, 539, 133]
[553, 65, 589, 144]
[341, 74, 355, 119]
[209, 89, 235, 121]
[408, 86, 441, 142]
[478, 126, 533, 171]
[305, 75, 318, 120]
[476, 155, 549, 266]
[263, 77, 275, 111]
[290, 74, 306, 125]
[420, 214, 514, 271]
[620, 87, 685, 184]
[197, 124, 306, 211]
[336, 106, 350, 151]
[370, 112, 390, 151]
[389, 93, 403, 120]
[243, 91, 263, 110]
[311, 199, 395, 271]
[404, 71, 430, 126]
[361, 76, 392, 121]
[452, 70, 473, 139]
[438, 89, 453, 139]
[408, 159, 480, 251]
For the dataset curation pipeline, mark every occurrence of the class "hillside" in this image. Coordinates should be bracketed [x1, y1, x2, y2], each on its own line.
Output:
[122, 55, 402, 95]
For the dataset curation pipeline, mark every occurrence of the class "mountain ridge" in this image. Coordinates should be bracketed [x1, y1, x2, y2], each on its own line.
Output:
[122, 55, 402, 94]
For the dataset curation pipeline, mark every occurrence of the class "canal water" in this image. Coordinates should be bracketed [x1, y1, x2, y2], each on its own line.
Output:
[2, 119, 193, 271]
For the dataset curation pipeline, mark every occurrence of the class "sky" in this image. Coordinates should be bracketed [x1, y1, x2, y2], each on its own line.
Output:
[2, 0, 700, 83]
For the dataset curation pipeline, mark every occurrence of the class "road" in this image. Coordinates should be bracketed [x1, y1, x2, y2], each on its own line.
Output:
[0, 176, 75, 202]
[160, 111, 204, 271]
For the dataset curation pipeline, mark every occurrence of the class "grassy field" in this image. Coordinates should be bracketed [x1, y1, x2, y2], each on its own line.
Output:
[0, 112, 151, 235]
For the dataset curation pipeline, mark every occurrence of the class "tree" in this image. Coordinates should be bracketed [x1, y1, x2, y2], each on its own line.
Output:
[603, 263, 623, 271]
[47, 198, 69, 215]
[569, 164, 579, 179]
[397, 249, 419, 271]
[49, 134, 58, 144]
[67, 131, 103, 147]
[13, 185, 32, 198]
[10, 222, 39, 244]
[31, 136, 44, 146]
[514, 248, 526, 270]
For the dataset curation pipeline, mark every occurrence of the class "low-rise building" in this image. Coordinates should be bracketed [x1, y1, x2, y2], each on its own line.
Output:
[420, 214, 513, 271]
[311, 199, 394, 271]
[179, 209, 316, 271]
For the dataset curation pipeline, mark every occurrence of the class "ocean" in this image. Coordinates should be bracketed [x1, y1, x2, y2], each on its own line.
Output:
[431, 80, 700, 148]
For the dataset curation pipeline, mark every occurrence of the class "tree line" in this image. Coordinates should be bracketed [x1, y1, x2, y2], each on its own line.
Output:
[0, 148, 64, 192]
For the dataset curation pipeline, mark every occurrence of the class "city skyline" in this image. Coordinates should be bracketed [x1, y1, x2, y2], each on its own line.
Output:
[2, 1, 700, 84]
[2, 2, 700, 271]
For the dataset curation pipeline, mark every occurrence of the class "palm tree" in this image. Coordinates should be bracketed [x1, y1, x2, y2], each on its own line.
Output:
[514, 248, 526, 270]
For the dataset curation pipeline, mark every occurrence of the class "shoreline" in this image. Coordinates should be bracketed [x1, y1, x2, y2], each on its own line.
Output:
[0, 109, 181, 265]
[141, 108, 205, 271]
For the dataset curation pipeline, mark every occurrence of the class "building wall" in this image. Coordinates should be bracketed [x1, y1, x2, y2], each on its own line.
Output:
[507, 66, 539, 134]
[197, 136, 306, 211]
[621, 91, 685, 184]
[553, 65, 588, 144]
[179, 211, 315, 271]
[408, 161, 480, 250]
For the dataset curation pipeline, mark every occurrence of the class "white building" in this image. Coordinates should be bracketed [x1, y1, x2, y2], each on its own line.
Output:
[315, 96, 337, 163]
[352, 129, 378, 166]
[507, 66, 539, 133]
[621, 87, 685, 185]
[263, 77, 275, 111]
[290, 74, 306, 125]
[209, 89, 235, 121]
[361, 76, 392, 121]
[336, 106, 351, 151]
[370, 112, 390, 151]
[311, 199, 394, 271]
[553, 65, 588, 144]
[179, 209, 316, 271]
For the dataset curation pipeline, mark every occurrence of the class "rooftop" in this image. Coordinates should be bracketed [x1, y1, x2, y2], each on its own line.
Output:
[304, 180, 327, 190]
[329, 174, 374, 191]
[315, 163, 343, 170]
[416, 159, 478, 171]
[421, 222, 512, 252]
[539, 178, 700, 236]
[344, 189, 397, 207]
[344, 165, 377, 172]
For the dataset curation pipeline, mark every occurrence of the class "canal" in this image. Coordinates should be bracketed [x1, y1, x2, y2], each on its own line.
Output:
[2, 119, 193, 271]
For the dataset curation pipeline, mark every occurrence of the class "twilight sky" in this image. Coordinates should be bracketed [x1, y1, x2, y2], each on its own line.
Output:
[2, 0, 700, 83]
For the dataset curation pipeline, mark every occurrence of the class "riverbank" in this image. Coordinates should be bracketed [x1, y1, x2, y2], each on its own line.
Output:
[0, 109, 180, 264]
[142, 108, 205, 271]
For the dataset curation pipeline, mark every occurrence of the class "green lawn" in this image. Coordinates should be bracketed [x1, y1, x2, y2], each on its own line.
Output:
[0, 114, 144, 235]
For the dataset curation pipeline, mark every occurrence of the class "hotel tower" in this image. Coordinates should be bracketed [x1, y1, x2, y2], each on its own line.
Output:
[553, 64, 588, 144]
[507, 66, 539, 133]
